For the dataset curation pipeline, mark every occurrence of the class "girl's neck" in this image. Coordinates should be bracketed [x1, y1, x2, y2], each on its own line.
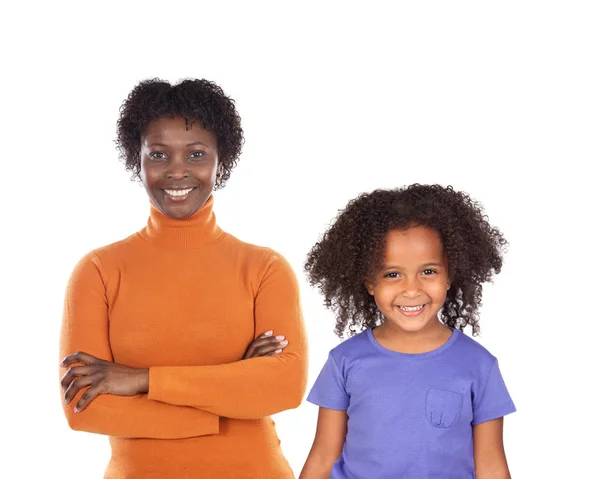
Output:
[372, 320, 452, 354]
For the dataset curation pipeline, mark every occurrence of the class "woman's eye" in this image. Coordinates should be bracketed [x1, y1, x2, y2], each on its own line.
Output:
[149, 152, 166, 160]
[189, 151, 205, 160]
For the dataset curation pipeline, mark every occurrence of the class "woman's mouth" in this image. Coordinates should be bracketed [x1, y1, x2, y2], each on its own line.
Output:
[163, 187, 196, 202]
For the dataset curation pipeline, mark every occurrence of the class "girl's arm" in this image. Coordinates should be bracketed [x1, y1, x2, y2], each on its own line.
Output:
[299, 408, 348, 479]
[473, 417, 511, 479]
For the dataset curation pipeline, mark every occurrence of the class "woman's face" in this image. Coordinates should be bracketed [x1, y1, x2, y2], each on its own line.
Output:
[140, 116, 219, 220]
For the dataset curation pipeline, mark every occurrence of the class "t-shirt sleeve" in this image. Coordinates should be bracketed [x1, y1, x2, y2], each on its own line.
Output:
[306, 352, 349, 410]
[472, 358, 516, 425]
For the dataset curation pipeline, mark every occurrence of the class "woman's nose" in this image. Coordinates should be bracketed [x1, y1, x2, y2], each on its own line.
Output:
[165, 158, 189, 179]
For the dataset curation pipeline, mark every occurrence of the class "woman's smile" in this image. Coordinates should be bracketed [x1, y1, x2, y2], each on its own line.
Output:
[162, 186, 197, 202]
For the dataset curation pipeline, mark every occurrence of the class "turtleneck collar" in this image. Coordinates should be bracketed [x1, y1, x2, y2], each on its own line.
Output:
[139, 195, 224, 249]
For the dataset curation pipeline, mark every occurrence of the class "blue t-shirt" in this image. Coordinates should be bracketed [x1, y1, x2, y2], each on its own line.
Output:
[307, 328, 516, 479]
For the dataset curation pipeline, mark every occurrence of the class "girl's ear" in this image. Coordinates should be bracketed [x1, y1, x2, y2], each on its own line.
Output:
[364, 279, 374, 296]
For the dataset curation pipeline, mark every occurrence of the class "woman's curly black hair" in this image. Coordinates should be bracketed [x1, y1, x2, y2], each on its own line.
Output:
[305, 184, 507, 338]
[116, 78, 244, 188]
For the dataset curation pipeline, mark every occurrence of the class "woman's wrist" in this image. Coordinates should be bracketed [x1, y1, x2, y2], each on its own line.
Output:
[137, 368, 150, 394]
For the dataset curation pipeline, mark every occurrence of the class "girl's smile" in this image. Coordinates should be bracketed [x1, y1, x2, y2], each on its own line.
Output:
[395, 303, 428, 316]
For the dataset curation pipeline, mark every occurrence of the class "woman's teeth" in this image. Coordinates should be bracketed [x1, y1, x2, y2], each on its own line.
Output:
[399, 305, 425, 311]
[165, 188, 193, 197]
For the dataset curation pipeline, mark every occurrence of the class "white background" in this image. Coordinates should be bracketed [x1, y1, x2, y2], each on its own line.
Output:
[1, 1, 599, 477]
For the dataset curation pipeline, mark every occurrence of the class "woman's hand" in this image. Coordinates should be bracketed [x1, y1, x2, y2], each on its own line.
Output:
[243, 330, 289, 359]
[60, 352, 149, 413]
[60, 333, 287, 412]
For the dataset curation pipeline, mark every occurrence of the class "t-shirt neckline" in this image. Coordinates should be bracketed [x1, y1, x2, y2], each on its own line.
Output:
[366, 326, 458, 359]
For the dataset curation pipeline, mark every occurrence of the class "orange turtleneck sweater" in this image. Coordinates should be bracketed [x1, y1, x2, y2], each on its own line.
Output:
[59, 196, 308, 478]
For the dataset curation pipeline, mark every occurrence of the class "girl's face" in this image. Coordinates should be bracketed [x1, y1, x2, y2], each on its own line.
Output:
[365, 226, 450, 335]
[140, 116, 219, 220]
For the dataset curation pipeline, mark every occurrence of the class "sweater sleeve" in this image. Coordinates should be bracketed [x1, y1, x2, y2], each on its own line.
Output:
[147, 252, 308, 419]
[59, 252, 220, 439]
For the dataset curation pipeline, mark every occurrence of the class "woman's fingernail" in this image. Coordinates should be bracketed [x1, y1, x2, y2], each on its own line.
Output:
[275, 335, 285, 341]
[74, 407, 80, 413]
[280, 340, 289, 346]
[264, 331, 273, 336]
[275, 349, 283, 354]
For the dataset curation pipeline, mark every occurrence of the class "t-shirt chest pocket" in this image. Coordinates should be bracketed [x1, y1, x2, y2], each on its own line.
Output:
[425, 388, 464, 428]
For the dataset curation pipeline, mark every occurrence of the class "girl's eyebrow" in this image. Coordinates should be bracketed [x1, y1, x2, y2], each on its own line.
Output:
[381, 261, 444, 270]
[381, 264, 400, 271]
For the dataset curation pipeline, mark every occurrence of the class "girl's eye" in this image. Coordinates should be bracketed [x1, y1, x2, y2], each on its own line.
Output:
[384, 272, 399, 278]
[422, 269, 437, 275]
[149, 152, 166, 160]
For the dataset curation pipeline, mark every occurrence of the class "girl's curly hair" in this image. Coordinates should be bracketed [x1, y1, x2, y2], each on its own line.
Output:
[116, 78, 244, 188]
[305, 184, 507, 338]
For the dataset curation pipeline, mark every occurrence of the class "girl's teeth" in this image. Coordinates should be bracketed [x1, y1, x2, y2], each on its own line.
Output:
[399, 305, 424, 311]
[165, 188, 193, 197]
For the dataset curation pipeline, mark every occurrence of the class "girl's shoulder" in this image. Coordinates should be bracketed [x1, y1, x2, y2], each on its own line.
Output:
[447, 330, 502, 381]
[451, 330, 498, 363]
[327, 329, 372, 364]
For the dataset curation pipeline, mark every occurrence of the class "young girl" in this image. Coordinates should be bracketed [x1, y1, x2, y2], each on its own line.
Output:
[300, 184, 515, 479]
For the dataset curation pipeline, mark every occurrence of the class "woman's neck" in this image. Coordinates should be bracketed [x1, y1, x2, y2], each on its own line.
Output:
[139, 195, 224, 249]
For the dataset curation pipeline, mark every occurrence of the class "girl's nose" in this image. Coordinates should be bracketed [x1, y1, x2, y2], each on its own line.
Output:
[401, 277, 422, 297]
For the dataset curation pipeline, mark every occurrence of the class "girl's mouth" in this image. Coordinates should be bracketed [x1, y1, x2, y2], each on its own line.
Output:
[396, 304, 427, 316]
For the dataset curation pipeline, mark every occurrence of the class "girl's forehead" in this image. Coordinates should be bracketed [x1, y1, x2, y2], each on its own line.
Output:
[382, 227, 444, 260]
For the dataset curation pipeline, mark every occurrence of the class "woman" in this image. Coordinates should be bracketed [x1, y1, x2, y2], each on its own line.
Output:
[59, 78, 307, 478]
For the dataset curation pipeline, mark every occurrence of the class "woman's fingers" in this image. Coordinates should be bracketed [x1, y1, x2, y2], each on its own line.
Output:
[73, 385, 103, 413]
[60, 351, 104, 368]
[59, 353, 149, 411]
[63, 373, 100, 406]
[256, 338, 288, 356]
[243, 332, 269, 358]
[60, 352, 107, 408]
[60, 365, 96, 392]
[244, 332, 289, 359]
